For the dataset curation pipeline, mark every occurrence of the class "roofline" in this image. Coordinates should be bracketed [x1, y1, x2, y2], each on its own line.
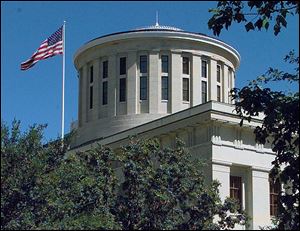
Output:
[70, 101, 263, 150]
[73, 29, 241, 69]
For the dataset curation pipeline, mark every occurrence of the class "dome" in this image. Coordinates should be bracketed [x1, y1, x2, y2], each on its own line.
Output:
[134, 23, 183, 31]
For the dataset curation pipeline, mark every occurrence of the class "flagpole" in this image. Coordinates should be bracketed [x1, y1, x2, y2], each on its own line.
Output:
[61, 21, 66, 141]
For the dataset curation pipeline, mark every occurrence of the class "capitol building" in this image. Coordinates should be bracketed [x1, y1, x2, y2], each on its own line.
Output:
[70, 22, 278, 230]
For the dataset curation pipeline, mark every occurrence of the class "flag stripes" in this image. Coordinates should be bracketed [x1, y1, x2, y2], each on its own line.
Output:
[21, 26, 63, 70]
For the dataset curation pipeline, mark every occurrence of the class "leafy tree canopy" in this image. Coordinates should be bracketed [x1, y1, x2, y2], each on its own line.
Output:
[208, 1, 299, 36]
[1, 121, 248, 230]
[208, 1, 299, 229]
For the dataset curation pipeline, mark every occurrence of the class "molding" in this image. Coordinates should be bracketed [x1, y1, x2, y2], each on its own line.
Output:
[74, 30, 240, 69]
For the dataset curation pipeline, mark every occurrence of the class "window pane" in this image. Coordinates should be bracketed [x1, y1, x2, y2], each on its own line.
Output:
[89, 86, 93, 109]
[119, 78, 126, 102]
[140, 76, 147, 100]
[202, 81, 207, 103]
[270, 179, 281, 216]
[161, 76, 168, 100]
[162, 55, 169, 73]
[140, 55, 148, 73]
[90, 66, 93, 83]
[217, 65, 221, 82]
[230, 176, 242, 210]
[183, 57, 189, 74]
[217, 85, 221, 102]
[183, 78, 189, 101]
[120, 57, 126, 75]
[102, 81, 108, 105]
[103, 61, 108, 79]
[202, 60, 207, 78]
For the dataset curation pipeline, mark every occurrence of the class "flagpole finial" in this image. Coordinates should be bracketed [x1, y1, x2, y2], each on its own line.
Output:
[155, 11, 159, 26]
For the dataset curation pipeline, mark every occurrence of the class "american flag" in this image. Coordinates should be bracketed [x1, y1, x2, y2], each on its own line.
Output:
[21, 26, 63, 70]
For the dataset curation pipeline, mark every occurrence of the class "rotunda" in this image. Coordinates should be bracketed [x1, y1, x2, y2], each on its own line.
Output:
[72, 23, 240, 147]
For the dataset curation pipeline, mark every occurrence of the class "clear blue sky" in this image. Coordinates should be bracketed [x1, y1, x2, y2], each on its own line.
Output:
[1, 1, 299, 142]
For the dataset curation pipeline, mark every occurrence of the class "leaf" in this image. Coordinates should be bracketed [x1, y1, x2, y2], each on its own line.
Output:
[254, 18, 263, 30]
[262, 18, 269, 30]
[245, 22, 254, 32]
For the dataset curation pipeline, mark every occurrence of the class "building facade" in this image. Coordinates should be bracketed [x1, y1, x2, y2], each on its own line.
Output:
[71, 24, 277, 229]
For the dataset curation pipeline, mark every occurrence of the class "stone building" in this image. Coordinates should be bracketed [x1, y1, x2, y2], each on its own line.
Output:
[70, 23, 278, 229]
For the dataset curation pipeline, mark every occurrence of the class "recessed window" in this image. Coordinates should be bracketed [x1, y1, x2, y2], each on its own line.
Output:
[140, 55, 148, 73]
[140, 76, 147, 100]
[161, 55, 169, 73]
[230, 176, 242, 211]
[182, 78, 189, 101]
[217, 85, 221, 102]
[217, 65, 221, 83]
[90, 65, 93, 83]
[202, 60, 207, 78]
[182, 57, 189, 74]
[102, 81, 108, 105]
[119, 78, 126, 102]
[89, 86, 93, 109]
[120, 57, 126, 75]
[270, 179, 281, 217]
[202, 81, 207, 103]
[161, 76, 168, 100]
[103, 61, 108, 79]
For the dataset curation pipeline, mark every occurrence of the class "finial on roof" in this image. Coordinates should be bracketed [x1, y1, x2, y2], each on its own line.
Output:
[155, 11, 159, 26]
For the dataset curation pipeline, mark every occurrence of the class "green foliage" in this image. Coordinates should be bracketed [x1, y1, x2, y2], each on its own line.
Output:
[1, 120, 49, 229]
[35, 145, 120, 230]
[114, 137, 247, 230]
[208, 1, 299, 36]
[1, 122, 248, 230]
[1, 120, 120, 230]
[231, 52, 299, 230]
[208, 2, 299, 229]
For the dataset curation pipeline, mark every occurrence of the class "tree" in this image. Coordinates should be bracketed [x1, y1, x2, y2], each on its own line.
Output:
[208, 1, 299, 229]
[114, 137, 247, 230]
[1, 120, 120, 230]
[36, 145, 120, 230]
[1, 121, 248, 230]
[208, 1, 299, 36]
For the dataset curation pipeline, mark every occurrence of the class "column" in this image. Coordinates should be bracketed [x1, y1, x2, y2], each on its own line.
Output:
[81, 65, 88, 123]
[212, 163, 231, 202]
[149, 51, 159, 114]
[171, 52, 182, 113]
[209, 59, 217, 101]
[223, 65, 229, 104]
[108, 55, 117, 117]
[78, 67, 83, 127]
[192, 55, 201, 106]
[250, 169, 271, 229]
[127, 51, 137, 115]
[92, 59, 100, 120]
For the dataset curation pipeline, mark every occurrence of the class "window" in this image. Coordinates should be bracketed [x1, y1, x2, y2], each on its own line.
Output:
[183, 78, 189, 101]
[103, 61, 108, 79]
[217, 65, 221, 82]
[183, 57, 189, 74]
[140, 76, 147, 100]
[202, 81, 207, 103]
[119, 78, 126, 102]
[270, 179, 281, 216]
[140, 55, 148, 73]
[202, 60, 207, 78]
[161, 55, 169, 73]
[230, 176, 242, 210]
[161, 76, 168, 100]
[90, 65, 93, 83]
[89, 86, 93, 109]
[120, 57, 126, 75]
[217, 85, 221, 102]
[102, 81, 108, 105]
